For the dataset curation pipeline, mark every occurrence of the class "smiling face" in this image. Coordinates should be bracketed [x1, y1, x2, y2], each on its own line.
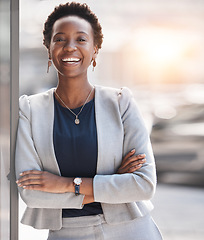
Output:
[49, 16, 97, 80]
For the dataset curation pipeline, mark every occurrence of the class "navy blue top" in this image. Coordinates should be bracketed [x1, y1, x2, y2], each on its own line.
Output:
[53, 94, 103, 218]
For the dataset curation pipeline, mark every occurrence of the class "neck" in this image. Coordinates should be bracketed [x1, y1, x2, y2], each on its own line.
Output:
[55, 77, 94, 109]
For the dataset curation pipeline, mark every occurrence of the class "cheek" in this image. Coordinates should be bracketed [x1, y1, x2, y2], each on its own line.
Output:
[50, 51, 62, 69]
[49, 48, 61, 70]
[49, 42, 60, 55]
[49, 46, 57, 59]
[84, 46, 96, 60]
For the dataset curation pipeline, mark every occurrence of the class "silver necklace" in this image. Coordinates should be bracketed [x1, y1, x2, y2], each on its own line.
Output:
[55, 87, 94, 125]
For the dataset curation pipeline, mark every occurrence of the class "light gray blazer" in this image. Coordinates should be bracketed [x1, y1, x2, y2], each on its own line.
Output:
[15, 85, 156, 230]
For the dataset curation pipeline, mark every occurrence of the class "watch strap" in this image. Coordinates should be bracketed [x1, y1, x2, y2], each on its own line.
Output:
[75, 184, 80, 196]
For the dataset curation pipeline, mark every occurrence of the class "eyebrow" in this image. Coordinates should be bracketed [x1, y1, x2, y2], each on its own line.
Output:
[53, 32, 65, 37]
[53, 31, 89, 37]
[77, 31, 89, 36]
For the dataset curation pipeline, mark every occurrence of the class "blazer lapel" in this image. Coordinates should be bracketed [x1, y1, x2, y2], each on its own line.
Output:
[31, 88, 61, 176]
[94, 85, 123, 175]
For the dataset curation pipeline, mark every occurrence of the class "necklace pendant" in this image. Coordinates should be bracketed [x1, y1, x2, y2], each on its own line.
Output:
[75, 117, 80, 125]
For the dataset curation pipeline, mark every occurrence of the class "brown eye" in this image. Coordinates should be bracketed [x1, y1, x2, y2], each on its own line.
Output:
[56, 38, 65, 42]
[53, 37, 66, 42]
[77, 38, 86, 42]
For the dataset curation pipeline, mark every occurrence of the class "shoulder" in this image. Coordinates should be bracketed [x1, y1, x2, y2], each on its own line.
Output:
[95, 85, 133, 102]
[19, 88, 55, 117]
[95, 85, 134, 114]
[19, 88, 54, 103]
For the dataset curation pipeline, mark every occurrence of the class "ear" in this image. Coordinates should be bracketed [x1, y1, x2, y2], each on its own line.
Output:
[93, 46, 98, 59]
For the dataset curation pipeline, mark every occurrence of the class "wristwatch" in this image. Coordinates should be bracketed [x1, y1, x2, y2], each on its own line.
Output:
[73, 177, 82, 196]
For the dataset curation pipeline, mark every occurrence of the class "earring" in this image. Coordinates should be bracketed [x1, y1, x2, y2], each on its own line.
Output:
[47, 60, 52, 73]
[92, 59, 96, 72]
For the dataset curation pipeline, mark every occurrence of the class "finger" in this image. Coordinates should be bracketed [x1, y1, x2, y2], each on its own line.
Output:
[118, 159, 146, 174]
[121, 155, 146, 169]
[17, 178, 43, 187]
[125, 154, 146, 164]
[127, 164, 143, 173]
[123, 161, 144, 173]
[130, 158, 146, 167]
[19, 170, 43, 176]
[122, 149, 136, 163]
[16, 173, 43, 184]
[22, 184, 43, 191]
[22, 184, 58, 193]
[132, 154, 146, 161]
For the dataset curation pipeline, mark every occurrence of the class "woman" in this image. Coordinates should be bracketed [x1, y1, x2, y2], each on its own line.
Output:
[15, 2, 162, 240]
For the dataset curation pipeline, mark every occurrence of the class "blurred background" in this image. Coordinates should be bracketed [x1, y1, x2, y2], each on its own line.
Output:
[17, 0, 204, 239]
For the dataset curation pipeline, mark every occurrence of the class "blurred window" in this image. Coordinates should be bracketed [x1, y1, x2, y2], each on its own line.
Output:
[0, 0, 19, 239]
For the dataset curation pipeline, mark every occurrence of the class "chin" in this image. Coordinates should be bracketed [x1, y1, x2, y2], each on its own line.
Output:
[59, 71, 86, 80]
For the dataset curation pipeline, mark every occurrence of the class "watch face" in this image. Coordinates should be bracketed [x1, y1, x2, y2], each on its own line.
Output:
[74, 177, 82, 185]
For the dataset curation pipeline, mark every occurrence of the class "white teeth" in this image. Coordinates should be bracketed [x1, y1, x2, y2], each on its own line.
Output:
[62, 58, 80, 62]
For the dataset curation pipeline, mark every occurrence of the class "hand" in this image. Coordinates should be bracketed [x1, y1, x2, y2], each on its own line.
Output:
[117, 149, 146, 174]
[16, 170, 70, 193]
[83, 195, 94, 205]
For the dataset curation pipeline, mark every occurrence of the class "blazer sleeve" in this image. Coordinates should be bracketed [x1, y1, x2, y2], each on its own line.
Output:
[93, 87, 157, 204]
[15, 95, 84, 209]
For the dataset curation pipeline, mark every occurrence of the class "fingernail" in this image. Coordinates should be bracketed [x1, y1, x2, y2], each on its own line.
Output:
[16, 180, 19, 183]
[18, 184, 22, 187]
[20, 173, 23, 176]
[131, 149, 135, 152]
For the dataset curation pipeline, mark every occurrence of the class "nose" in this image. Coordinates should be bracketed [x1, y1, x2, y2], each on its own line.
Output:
[63, 40, 77, 52]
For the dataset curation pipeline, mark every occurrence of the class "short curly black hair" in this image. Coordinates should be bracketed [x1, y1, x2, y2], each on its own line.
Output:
[43, 2, 103, 51]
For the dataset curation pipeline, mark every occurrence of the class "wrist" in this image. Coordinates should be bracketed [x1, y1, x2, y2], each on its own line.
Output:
[63, 177, 74, 193]
[73, 177, 82, 195]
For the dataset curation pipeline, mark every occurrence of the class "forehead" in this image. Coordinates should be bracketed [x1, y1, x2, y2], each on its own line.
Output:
[52, 15, 93, 36]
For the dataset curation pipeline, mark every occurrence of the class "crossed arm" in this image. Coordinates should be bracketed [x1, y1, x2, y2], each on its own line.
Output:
[16, 90, 156, 207]
[16, 149, 146, 205]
